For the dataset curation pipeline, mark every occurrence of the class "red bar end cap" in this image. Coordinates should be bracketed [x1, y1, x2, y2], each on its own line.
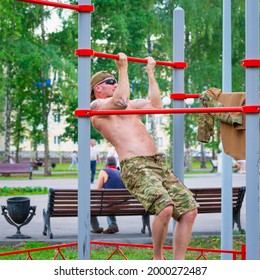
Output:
[75, 49, 94, 56]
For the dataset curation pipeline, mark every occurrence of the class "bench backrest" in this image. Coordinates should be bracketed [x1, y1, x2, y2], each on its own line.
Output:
[190, 186, 246, 213]
[0, 162, 31, 173]
[47, 186, 246, 217]
[47, 188, 147, 217]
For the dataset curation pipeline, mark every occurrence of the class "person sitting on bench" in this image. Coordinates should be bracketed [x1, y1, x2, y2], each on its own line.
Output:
[91, 155, 126, 234]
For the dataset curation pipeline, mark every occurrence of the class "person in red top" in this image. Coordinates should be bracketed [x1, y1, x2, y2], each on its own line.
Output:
[91, 156, 126, 234]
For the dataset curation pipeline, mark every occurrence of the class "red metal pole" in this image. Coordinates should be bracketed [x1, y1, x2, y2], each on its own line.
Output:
[17, 0, 94, 12]
[170, 93, 201, 99]
[186, 94, 201, 98]
[75, 49, 187, 68]
[74, 106, 243, 117]
[241, 244, 246, 260]
[93, 50, 187, 68]
[74, 105, 259, 117]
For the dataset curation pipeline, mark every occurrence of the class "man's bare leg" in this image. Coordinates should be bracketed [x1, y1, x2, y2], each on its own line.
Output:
[152, 205, 173, 260]
[173, 209, 198, 260]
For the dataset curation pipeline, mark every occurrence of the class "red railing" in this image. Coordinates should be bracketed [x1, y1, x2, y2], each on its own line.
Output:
[0, 241, 246, 260]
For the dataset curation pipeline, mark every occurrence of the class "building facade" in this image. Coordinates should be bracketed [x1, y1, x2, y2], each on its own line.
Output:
[0, 112, 170, 161]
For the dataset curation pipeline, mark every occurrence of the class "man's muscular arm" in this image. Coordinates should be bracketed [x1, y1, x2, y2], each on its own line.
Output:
[114, 96, 128, 108]
[91, 53, 129, 110]
[90, 96, 128, 110]
[146, 57, 162, 109]
[90, 99, 100, 110]
[129, 57, 162, 110]
[112, 53, 130, 109]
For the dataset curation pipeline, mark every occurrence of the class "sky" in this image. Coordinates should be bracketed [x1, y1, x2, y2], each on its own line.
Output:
[45, 6, 72, 33]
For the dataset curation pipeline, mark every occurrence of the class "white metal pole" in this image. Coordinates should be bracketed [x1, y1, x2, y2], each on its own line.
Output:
[78, 0, 92, 260]
[173, 7, 185, 182]
[172, 7, 185, 259]
[245, 0, 260, 260]
[221, 0, 233, 260]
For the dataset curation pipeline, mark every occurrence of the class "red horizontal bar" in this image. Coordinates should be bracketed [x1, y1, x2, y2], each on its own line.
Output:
[17, 0, 94, 12]
[74, 106, 260, 117]
[75, 49, 187, 68]
[170, 93, 201, 99]
[74, 106, 260, 116]
[242, 59, 260, 67]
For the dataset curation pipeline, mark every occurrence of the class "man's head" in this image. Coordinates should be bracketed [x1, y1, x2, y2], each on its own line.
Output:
[90, 139, 96, 146]
[90, 71, 117, 101]
[106, 156, 117, 167]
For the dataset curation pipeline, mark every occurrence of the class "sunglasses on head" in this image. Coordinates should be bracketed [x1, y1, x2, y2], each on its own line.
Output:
[97, 78, 117, 86]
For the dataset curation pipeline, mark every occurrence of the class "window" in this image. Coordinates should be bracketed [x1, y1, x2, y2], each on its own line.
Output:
[54, 136, 61, 144]
[156, 116, 164, 126]
[157, 137, 163, 147]
[54, 114, 61, 123]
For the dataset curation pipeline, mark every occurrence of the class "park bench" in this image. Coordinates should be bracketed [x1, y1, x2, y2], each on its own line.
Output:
[43, 186, 246, 239]
[190, 186, 246, 232]
[43, 188, 151, 239]
[0, 162, 32, 179]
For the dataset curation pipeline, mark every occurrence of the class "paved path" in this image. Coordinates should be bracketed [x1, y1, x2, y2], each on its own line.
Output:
[0, 173, 246, 244]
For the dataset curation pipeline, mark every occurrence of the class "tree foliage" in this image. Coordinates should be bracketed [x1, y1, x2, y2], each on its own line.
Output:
[0, 0, 246, 168]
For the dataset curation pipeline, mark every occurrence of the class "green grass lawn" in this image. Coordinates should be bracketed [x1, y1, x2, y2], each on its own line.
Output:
[0, 186, 48, 196]
[0, 235, 245, 260]
[0, 160, 213, 181]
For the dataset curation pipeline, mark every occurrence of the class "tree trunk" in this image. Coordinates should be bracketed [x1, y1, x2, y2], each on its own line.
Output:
[43, 126, 51, 176]
[200, 143, 207, 169]
[4, 66, 12, 163]
[40, 8, 51, 176]
[184, 145, 192, 172]
[40, 70, 51, 176]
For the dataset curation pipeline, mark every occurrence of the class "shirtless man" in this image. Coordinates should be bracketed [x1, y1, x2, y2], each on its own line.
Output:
[90, 53, 198, 260]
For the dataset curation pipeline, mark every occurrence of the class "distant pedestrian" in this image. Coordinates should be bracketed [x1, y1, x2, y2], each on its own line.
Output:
[69, 151, 78, 170]
[90, 139, 100, 183]
[9, 156, 15, 164]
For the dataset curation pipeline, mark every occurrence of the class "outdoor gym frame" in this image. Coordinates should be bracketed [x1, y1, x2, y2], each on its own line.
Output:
[17, 0, 259, 260]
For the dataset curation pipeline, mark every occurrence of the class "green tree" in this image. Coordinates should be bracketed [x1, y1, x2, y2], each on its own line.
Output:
[0, 0, 247, 172]
[1, 1, 78, 175]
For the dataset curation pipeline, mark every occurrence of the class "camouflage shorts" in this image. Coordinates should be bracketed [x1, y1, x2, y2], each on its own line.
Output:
[120, 154, 199, 220]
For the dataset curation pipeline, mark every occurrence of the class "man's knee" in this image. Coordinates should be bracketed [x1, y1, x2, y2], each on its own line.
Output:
[158, 205, 174, 220]
[179, 208, 198, 223]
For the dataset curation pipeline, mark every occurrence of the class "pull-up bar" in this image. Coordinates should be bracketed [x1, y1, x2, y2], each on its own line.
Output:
[74, 105, 260, 117]
[75, 49, 187, 68]
[242, 59, 260, 67]
[17, 0, 94, 12]
[170, 93, 200, 99]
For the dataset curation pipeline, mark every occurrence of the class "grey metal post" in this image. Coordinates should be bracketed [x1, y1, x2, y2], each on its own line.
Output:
[171, 7, 185, 258]
[173, 7, 185, 182]
[221, 0, 233, 260]
[78, 0, 91, 260]
[245, 0, 260, 260]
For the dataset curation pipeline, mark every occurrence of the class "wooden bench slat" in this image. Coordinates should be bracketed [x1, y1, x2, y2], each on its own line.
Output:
[43, 186, 246, 239]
